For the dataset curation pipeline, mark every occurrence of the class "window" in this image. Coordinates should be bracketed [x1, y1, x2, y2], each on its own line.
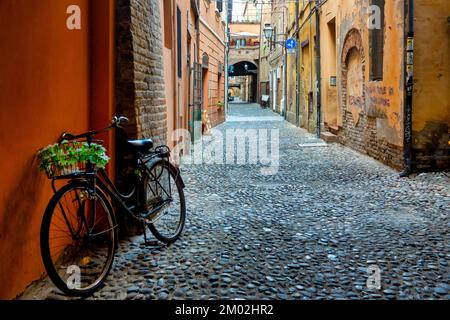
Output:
[216, 0, 223, 13]
[209, 79, 212, 99]
[177, 7, 182, 78]
[369, 0, 385, 81]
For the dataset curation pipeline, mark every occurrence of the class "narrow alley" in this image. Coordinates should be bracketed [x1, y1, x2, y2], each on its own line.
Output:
[22, 104, 449, 300]
[1, 0, 449, 308]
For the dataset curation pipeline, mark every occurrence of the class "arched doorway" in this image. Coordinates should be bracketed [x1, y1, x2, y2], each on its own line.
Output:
[228, 61, 258, 103]
[341, 29, 366, 127]
[202, 53, 210, 112]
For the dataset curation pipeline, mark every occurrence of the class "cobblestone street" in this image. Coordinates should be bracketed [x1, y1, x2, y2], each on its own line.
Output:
[22, 103, 449, 300]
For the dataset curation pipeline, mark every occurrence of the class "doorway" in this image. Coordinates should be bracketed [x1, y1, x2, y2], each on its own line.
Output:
[327, 18, 338, 128]
[272, 70, 277, 111]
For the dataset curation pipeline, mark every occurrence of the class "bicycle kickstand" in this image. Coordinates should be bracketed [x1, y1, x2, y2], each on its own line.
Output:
[142, 221, 148, 244]
[142, 221, 159, 246]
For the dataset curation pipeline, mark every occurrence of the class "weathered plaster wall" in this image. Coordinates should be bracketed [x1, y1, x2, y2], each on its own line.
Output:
[285, 0, 298, 125]
[335, 0, 405, 169]
[258, 2, 272, 97]
[412, 0, 450, 170]
[298, 2, 317, 133]
[320, 0, 339, 128]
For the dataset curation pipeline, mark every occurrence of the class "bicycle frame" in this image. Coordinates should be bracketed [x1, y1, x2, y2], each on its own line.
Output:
[49, 117, 180, 231]
[51, 151, 174, 225]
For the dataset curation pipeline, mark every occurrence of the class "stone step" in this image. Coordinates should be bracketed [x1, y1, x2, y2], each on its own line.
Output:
[328, 125, 340, 135]
[321, 131, 338, 143]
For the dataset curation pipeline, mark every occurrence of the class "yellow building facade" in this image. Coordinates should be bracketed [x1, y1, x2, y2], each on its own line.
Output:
[287, 0, 449, 171]
[285, 0, 299, 125]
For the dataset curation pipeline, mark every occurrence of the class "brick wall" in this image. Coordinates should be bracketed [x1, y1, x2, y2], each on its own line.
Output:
[116, 0, 167, 234]
[339, 111, 403, 170]
[339, 29, 403, 170]
[116, 0, 167, 145]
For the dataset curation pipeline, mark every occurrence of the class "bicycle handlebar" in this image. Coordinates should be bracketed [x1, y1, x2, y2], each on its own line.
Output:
[59, 116, 129, 142]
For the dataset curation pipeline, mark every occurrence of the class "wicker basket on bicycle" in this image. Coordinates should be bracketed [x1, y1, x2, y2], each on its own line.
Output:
[37, 140, 110, 179]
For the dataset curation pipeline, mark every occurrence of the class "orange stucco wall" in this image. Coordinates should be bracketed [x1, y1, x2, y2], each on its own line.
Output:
[199, 1, 226, 127]
[230, 23, 260, 36]
[160, 0, 225, 141]
[160, 0, 199, 149]
[0, 0, 115, 299]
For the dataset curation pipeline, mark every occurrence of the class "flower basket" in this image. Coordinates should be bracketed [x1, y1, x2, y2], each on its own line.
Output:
[37, 140, 110, 179]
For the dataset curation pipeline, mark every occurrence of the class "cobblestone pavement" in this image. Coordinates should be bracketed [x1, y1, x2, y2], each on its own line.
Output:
[21, 103, 449, 300]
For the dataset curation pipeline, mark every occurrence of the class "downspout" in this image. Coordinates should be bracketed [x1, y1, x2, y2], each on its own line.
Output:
[257, 0, 263, 105]
[195, 2, 201, 140]
[315, 0, 322, 139]
[295, 0, 300, 127]
[224, 0, 229, 117]
[283, 0, 288, 119]
[172, 3, 177, 136]
[400, 0, 415, 177]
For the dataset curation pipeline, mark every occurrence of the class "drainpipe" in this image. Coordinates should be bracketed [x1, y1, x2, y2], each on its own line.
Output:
[295, 0, 300, 127]
[400, 0, 415, 177]
[257, 0, 263, 105]
[224, 0, 230, 117]
[283, 0, 288, 120]
[315, 0, 322, 138]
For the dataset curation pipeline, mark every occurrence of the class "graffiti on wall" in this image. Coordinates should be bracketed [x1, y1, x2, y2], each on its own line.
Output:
[367, 85, 395, 108]
[346, 49, 364, 125]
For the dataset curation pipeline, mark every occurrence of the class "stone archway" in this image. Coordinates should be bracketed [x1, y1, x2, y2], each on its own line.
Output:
[341, 28, 365, 127]
[228, 61, 258, 103]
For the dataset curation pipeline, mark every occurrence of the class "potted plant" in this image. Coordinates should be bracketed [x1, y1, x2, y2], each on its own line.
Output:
[216, 101, 224, 113]
[37, 141, 109, 178]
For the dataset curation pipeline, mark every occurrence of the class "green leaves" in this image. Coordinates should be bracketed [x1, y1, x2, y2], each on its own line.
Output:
[37, 141, 110, 177]
[216, 101, 225, 109]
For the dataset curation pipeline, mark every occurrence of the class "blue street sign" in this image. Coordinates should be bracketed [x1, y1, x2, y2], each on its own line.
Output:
[286, 38, 296, 50]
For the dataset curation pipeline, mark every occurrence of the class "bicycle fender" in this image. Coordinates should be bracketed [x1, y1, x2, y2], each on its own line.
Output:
[145, 156, 163, 170]
[146, 157, 186, 189]
[172, 165, 186, 189]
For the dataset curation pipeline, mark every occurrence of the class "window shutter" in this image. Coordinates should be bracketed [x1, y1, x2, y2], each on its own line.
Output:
[369, 0, 385, 81]
[177, 7, 182, 78]
[217, 0, 223, 13]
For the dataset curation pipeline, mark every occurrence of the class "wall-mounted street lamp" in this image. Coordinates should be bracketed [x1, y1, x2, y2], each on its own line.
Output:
[263, 23, 290, 48]
[263, 24, 274, 42]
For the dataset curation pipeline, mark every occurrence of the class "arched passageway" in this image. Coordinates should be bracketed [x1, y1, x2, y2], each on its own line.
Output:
[228, 61, 258, 103]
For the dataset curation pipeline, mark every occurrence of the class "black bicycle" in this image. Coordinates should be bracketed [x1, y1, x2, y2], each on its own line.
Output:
[39, 116, 186, 296]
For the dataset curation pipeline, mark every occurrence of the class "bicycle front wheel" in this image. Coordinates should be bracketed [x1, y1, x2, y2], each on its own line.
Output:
[40, 181, 117, 296]
[144, 160, 186, 243]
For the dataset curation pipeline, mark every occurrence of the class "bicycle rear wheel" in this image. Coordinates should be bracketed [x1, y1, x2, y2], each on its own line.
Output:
[144, 160, 186, 243]
[40, 181, 117, 296]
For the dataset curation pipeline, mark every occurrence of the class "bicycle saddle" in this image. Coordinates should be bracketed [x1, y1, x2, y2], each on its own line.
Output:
[127, 139, 154, 152]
